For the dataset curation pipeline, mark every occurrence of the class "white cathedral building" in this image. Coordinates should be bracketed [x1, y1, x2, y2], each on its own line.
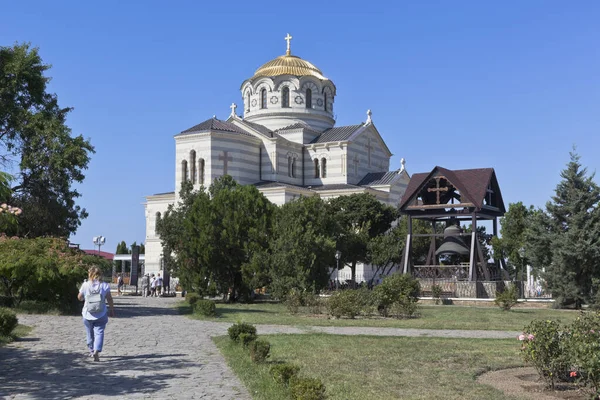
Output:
[144, 35, 410, 283]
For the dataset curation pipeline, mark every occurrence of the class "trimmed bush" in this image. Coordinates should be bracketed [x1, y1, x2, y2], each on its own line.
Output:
[326, 290, 362, 319]
[185, 292, 201, 306]
[569, 312, 600, 392]
[0, 308, 18, 336]
[228, 322, 257, 343]
[290, 377, 326, 400]
[249, 339, 271, 363]
[495, 285, 519, 311]
[431, 284, 443, 305]
[193, 299, 216, 317]
[270, 363, 300, 386]
[285, 289, 304, 314]
[239, 332, 257, 348]
[374, 274, 420, 318]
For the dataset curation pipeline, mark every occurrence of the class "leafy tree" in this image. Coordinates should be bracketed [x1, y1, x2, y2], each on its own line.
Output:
[527, 151, 600, 308]
[269, 196, 337, 298]
[0, 43, 94, 237]
[139, 243, 145, 254]
[328, 193, 397, 284]
[491, 202, 534, 279]
[115, 241, 128, 255]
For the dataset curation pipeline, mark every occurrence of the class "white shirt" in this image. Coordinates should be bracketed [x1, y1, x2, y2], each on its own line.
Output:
[79, 280, 110, 320]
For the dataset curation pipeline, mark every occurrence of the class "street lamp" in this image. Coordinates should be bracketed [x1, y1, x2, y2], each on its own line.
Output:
[518, 247, 526, 297]
[93, 236, 106, 255]
[335, 250, 342, 289]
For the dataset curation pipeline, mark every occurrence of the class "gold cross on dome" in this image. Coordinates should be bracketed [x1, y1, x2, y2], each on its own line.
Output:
[285, 33, 292, 55]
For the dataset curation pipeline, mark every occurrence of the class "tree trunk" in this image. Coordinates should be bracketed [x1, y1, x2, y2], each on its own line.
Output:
[351, 261, 357, 288]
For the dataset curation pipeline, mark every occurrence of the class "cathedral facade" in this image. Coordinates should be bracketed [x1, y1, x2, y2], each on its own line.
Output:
[144, 36, 410, 281]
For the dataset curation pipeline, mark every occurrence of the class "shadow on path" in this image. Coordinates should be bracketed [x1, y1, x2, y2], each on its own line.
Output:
[0, 347, 197, 399]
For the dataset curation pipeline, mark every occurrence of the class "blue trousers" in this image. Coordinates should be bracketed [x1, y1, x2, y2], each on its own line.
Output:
[83, 314, 108, 352]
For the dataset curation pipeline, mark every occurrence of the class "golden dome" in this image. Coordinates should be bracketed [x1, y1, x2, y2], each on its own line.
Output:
[253, 54, 327, 80]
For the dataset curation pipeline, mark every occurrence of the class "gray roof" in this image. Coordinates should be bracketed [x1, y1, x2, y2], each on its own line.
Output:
[357, 171, 399, 186]
[253, 181, 311, 190]
[179, 118, 253, 136]
[152, 191, 175, 196]
[274, 122, 320, 134]
[238, 120, 274, 137]
[308, 183, 365, 191]
[311, 124, 363, 143]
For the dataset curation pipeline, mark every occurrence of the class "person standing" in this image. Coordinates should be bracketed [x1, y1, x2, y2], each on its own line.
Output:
[77, 266, 115, 361]
[116, 273, 124, 296]
[156, 273, 163, 297]
[150, 274, 156, 297]
[142, 273, 150, 297]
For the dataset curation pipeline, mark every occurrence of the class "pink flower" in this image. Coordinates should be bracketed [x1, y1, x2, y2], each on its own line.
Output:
[528, 334, 535, 340]
[518, 334, 525, 341]
[591, 330, 596, 334]
[570, 371, 577, 378]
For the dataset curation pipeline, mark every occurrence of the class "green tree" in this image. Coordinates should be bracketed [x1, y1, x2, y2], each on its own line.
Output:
[269, 196, 337, 298]
[139, 243, 145, 254]
[528, 151, 600, 308]
[115, 241, 128, 254]
[1, 43, 94, 237]
[491, 202, 534, 279]
[328, 193, 398, 284]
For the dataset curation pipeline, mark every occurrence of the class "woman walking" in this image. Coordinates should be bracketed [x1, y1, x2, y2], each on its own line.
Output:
[78, 266, 115, 361]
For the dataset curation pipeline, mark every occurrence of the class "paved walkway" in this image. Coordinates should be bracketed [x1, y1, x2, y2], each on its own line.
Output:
[0, 296, 519, 399]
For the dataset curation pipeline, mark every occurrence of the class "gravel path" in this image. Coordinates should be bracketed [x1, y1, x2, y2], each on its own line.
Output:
[0, 296, 520, 399]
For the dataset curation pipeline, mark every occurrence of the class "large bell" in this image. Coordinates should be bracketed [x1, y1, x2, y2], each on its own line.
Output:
[435, 225, 470, 256]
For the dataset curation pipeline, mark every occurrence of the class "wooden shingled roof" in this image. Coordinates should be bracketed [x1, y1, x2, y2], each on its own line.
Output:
[399, 166, 506, 216]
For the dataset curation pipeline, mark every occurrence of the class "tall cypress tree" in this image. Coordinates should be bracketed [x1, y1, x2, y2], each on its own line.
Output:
[531, 151, 600, 308]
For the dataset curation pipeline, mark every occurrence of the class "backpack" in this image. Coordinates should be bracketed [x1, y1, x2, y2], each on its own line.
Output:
[86, 283, 104, 314]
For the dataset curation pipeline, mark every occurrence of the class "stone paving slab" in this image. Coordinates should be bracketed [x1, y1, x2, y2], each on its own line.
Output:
[0, 296, 520, 399]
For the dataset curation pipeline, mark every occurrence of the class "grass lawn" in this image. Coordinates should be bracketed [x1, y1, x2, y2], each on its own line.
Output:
[180, 301, 579, 331]
[0, 325, 33, 346]
[214, 334, 522, 400]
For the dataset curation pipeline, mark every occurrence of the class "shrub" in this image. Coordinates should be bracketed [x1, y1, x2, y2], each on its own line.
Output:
[228, 322, 257, 343]
[185, 292, 201, 306]
[304, 294, 324, 315]
[270, 363, 300, 386]
[389, 298, 419, 319]
[239, 332, 257, 347]
[495, 285, 519, 311]
[569, 312, 600, 393]
[290, 377, 326, 400]
[285, 289, 304, 314]
[374, 274, 420, 317]
[327, 290, 363, 319]
[193, 299, 216, 317]
[431, 284, 443, 305]
[0, 307, 18, 336]
[520, 319, 572, 389]
[249, 339, 271, 363]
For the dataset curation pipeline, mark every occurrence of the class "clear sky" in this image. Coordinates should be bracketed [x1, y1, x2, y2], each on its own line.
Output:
[1, 1, 599, 253]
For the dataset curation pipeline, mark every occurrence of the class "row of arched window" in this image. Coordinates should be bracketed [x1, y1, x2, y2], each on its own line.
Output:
[314, 158, 327, 178]
[248, 88, 328, 111]
[181, 150, 205, 185]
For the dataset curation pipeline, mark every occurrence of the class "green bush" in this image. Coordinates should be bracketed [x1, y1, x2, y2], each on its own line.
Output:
[249, 339, 271, 363]
[326, 290, 362, 319]
[290, 376, 326, 400]
[431, 284, 443, 305]
[304, 294, 324, 315]
[193, 299, 216, 316]
[569, 312, 600, 393]
[495, 285, 519, 311]
[0, 307, 18, 336]
[185, 292, 201, 306]
[228, 322, 257, 343]
[374, 274, 420, 317]
[239, 332, 257, 347]
[389, 298, 419, 319]
[270, 363, 300, 386]
[520, 319, 572, 389]
[285, 289, 304, 314]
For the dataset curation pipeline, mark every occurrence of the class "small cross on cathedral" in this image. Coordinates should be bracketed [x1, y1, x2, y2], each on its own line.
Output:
[230, 103, 237, 117]
[285, 33, 292, 55]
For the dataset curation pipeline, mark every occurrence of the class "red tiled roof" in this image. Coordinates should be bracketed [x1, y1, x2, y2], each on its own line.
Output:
[82, 250, 114, 260]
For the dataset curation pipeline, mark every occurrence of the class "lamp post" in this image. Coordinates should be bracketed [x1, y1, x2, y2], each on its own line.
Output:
[92, 236, 105, 255]
[518, 247, 525, 298]
[335, 250, 341, 289]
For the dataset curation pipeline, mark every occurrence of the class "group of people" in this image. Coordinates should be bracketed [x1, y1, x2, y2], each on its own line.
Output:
[141, 272, 164, 297]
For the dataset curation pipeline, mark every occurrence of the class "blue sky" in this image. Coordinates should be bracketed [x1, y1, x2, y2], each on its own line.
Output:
[1, 1, 599, 253]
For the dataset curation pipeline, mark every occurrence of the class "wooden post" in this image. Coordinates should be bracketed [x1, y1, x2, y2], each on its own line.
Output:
[468, 214, 477, 281]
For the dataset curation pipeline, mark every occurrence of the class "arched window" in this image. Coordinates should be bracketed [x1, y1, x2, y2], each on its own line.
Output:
[324, 92, 327, 111]
[291, 158, 296, 178]
[181, 160, 188, 183]
[314, 159, 319, 178]
[288, 157, 293, 177]
[261, 89, 267, 109]
[190, 150, 197, 184]
[199, 158, 205, 185]
[155, 212, 161, 234]
[282, 87, 290, 108]
[321, 158, 327, 178]
[306, 89, 312, 108]
[246, 92, 250, 112]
